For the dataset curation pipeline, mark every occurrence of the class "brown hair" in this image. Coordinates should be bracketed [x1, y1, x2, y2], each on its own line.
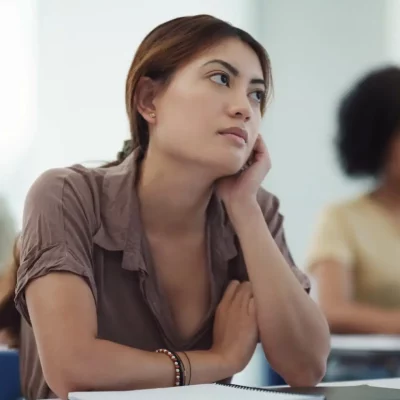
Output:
[0, 235, 21, 348]
[114, 14, 272, 165]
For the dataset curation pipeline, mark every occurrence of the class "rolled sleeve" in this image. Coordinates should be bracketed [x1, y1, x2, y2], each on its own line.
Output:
[305, 204, 354, 274]
[258, 189, 311, 293]
[15, 168, 98, 324]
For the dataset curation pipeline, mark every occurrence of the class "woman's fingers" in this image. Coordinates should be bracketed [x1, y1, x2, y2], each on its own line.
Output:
[219, 280, 240, 310]
[232, 281, 252, 310]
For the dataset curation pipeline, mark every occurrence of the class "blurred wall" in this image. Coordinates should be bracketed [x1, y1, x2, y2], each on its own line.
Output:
[1, 0, 261, 228]
[386, 0, 400, 63]
[0, 0, 37, 236]
[260, 0, 394, 272]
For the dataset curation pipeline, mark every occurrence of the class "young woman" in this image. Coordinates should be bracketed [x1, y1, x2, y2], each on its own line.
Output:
[306, 66, 400, 381]
[15, 14, 330, 400]
[307, 66, 400, 334]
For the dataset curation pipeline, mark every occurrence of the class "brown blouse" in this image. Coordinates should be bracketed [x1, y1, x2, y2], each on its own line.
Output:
[15, 152, 310, 400]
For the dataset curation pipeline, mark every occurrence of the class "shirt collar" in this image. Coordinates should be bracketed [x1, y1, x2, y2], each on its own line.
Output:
[93, 150, 237, 272]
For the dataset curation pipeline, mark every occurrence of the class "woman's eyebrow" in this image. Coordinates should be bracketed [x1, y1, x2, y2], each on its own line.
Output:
[202, 59, 266, 88]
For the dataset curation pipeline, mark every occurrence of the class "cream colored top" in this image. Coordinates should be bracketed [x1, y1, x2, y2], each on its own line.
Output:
[306, 195, 400, 308]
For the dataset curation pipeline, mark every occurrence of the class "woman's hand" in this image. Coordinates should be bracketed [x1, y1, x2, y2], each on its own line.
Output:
[210, 280, 258, 375]
[217, 135, 271, 215]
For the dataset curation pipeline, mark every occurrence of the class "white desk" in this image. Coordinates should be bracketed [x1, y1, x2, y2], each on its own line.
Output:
[269, 377, 400, 390]
[44, 378, 400, 400]
[317, 377, 400, 389]
[330, 334, 400, 353]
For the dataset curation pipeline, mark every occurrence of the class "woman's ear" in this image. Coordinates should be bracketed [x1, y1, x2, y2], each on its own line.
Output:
[135, 77, 158, 124]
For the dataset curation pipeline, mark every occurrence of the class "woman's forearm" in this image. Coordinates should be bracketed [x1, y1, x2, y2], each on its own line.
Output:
[230, 202, 330, 387]
[52, 339, 230, 399]
[323, 302, 400, 334]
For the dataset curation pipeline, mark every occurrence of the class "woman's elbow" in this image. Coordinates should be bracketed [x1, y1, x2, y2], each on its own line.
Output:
[45, 371, 83, 400]
[42, 354, 91, 400]
[285, 358, 327, 387]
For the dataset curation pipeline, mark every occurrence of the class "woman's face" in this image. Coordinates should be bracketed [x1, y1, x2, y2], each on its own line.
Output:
[148, 38, 266, 176]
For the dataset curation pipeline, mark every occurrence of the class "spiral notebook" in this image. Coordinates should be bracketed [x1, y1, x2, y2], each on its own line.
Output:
[68, 383, 325, 400]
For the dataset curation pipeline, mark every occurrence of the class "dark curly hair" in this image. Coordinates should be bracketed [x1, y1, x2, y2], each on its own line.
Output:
[336, 66, 400, 178]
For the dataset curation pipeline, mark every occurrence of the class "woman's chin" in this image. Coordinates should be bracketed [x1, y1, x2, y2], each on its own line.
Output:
[212, 160, 245, 177]
[189, 151, 246, 177]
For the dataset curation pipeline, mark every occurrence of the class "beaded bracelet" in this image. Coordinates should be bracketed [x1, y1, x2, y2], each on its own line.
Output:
[171, 351, 187, 386]
[156, 348, 185, 386]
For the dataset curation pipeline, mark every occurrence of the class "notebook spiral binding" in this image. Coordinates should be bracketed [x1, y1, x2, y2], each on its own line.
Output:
[215, 382, 311, 397]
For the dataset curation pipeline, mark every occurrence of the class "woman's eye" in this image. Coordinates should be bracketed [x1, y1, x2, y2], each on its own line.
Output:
[210, 73, 230, 86]
[250, 90, 265, 103]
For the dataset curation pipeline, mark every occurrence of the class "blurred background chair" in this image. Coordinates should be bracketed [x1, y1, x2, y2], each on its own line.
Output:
[0, 349, 21, 400]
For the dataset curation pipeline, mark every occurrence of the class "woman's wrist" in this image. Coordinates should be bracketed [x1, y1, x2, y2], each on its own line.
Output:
[206, 348, 237, 378]
[227, 200, 262, 234]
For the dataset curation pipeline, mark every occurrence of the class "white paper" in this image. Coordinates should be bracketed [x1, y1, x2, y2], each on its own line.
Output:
[69, 384, 320, 400]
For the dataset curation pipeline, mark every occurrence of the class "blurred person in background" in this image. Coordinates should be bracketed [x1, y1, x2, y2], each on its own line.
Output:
[0, 235, 20, 348]
[0, 195, 17, 346]
[14, 15, 329, 400]
[306, 66, 400, 380]
[307, 66, 400, 333]
[0, 195, 16, 272]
